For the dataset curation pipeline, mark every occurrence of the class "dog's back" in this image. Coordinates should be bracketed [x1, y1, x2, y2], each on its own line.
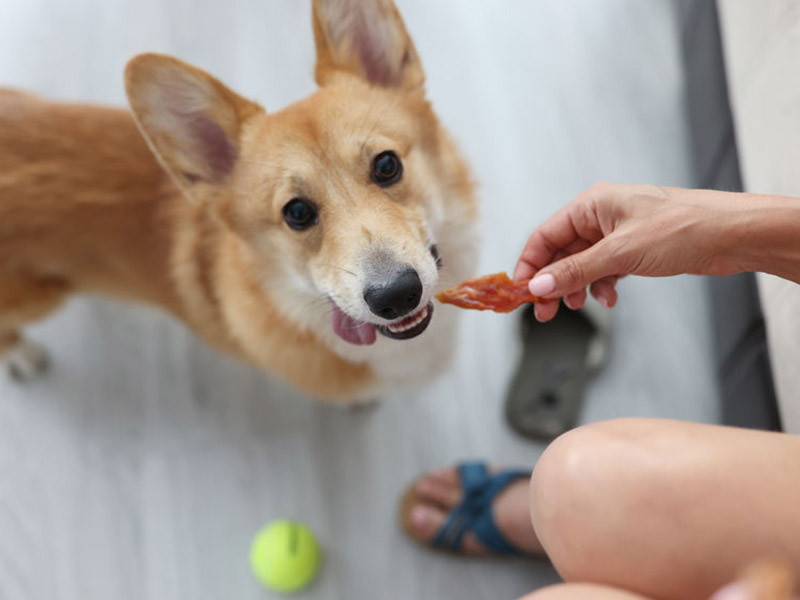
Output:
[0, 90, 178, 305]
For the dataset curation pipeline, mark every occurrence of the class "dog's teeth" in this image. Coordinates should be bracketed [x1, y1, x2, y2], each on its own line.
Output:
[388, 306, 428, 333]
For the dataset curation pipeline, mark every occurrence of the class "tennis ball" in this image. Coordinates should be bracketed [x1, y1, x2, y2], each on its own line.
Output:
[250, 520, 321, 593]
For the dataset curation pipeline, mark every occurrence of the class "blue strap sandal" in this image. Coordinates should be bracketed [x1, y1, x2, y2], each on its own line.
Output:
[399, 461, 532, 555]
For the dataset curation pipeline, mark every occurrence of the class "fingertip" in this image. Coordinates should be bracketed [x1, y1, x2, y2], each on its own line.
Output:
[533, 304, 543, 322]
[564, 289, 587, 311]
[709, 583, 749, 600]
[534, 299, 559, 322]
[513, 262, 534, 282]
[590, 278, 619, 309]
[605, 288, 618, 308]
[594, 289, 617, 308]
[533, 305, 546, 322]
[529, 273, 557, 297]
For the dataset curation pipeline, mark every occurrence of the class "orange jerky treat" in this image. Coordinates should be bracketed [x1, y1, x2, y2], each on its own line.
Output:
[435, 272, 543, 313]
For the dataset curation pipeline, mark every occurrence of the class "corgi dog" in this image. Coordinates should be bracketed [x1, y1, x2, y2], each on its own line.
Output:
[0, 0, 477, 404]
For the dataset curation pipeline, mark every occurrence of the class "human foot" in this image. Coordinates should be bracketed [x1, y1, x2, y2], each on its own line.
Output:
[399, 462, 544, 556]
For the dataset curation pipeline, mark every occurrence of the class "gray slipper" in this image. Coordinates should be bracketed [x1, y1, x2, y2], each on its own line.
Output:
[505, 299, 610, 441]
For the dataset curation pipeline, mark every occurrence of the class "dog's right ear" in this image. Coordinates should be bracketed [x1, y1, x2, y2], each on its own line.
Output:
[312, 0, 425, 91]
[125, 53, 260, 200]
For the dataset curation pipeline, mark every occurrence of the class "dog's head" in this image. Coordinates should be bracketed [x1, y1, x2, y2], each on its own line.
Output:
[125, 0, 474, 348]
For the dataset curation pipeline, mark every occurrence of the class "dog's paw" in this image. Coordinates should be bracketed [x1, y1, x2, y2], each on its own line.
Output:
[2, 340, 49, 381]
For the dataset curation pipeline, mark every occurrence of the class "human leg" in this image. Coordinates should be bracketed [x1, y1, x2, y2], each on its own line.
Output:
[518, 583, 654, 600]
[531, 418, 800, 600]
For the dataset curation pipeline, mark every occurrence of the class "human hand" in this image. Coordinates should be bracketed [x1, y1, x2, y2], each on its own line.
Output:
[514, 182, 737, 322]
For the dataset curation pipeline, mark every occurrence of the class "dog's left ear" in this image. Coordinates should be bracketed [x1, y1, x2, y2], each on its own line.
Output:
[125, 53, 260, 199]
[312, 0, 425, 91]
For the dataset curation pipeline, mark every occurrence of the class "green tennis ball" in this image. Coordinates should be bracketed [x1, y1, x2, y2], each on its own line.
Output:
[250, 520, 321, 593]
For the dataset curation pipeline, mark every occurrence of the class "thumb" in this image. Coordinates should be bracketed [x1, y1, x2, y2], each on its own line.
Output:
[529, 241, 618, 298]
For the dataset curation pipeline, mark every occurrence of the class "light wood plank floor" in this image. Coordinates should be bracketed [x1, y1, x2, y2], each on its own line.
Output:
[0, 1, 719, 598]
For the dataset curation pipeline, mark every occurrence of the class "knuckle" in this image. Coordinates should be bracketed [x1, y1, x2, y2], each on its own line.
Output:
[588, 180, 611, 196]
[559, 257, 585, 287]
[603, 234, 644, 274]
[602, 233, 628, 259]
[570, 201, 596, 235]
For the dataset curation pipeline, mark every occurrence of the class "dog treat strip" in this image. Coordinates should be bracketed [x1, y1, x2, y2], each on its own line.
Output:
[435, 272, 543, 313]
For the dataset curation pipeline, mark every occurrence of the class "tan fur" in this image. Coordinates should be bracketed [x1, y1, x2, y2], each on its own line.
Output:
[0, 0, 477, 403]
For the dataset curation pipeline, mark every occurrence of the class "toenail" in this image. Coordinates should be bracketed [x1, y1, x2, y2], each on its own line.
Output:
[410, 506, 430, 528]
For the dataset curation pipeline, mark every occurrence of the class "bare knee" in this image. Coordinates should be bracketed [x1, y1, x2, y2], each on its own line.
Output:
[530, 418, 684, 584]
[518, 585, 575, 600]
[518, 583, 654, 600]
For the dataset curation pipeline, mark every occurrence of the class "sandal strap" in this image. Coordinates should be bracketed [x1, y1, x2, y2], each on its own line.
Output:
[432, 462, 531, 555]
[471, 509, 519, 554]
[459, 462, 489, 494]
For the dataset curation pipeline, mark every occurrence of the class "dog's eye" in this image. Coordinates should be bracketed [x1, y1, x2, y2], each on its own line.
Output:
[372, 151, 403, 187]
[282, 199, 318, 231]
[430, 244, 442, 268]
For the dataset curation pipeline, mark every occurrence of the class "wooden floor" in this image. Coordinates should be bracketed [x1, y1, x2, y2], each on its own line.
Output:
[0, 1, 720, 599]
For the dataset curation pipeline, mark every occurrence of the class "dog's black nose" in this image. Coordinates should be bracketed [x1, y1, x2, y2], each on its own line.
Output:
[364, 268, 423, 320]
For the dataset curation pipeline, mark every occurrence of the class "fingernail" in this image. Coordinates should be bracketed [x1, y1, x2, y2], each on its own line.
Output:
[598, 295, 610, 309]
[564, 296, 575, 310]
[533, 305, 544, 322]
[530, 273, 556, 296]
[709, 583, 750, 600]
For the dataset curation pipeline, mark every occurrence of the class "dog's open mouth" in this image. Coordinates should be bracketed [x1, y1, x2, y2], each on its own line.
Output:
[331, 302, 433, 346]
[378, 302, 433, 341]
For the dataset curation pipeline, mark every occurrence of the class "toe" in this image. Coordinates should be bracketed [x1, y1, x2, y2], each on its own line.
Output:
[408, 504, 448, 543]
[408, 504, 488, 555]
[405, 464, 541, 557]
[427, 466, 460, 485]
[415, 474, 462, 509]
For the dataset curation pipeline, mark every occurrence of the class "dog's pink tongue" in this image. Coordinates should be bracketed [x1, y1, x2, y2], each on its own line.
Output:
[332, 304, 376, 345]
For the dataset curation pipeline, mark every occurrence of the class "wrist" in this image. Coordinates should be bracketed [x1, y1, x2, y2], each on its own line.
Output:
[712, 192, 800, 278]
[665, 188, 746, 276]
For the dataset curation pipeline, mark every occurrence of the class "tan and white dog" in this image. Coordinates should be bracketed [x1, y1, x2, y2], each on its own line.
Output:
[0, 0, 477, 404]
